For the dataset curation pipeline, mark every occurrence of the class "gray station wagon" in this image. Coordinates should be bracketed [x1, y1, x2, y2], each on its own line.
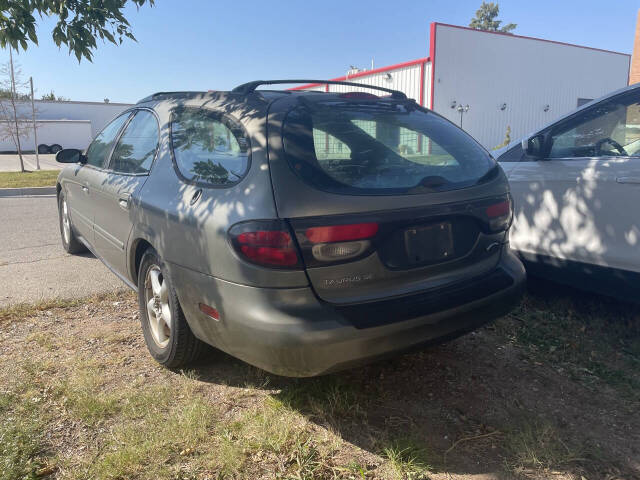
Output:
[55, 80, 525, 377]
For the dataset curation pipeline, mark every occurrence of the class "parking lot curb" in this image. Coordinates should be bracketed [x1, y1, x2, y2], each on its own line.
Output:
[0, 186, 56, 197]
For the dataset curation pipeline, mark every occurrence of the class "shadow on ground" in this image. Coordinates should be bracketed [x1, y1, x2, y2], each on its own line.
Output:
[189, 279, 640, 479]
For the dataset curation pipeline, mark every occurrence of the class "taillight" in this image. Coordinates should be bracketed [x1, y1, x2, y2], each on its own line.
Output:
[229, 220, 301, 268]
[297, 222, 379, 265]
[485, 195, 513, 232]
[305, 223, 379, 243]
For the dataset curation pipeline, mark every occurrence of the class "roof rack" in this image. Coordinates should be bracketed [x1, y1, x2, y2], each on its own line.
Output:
[136, 91, 212, 104]
[231, 80, 407, 100]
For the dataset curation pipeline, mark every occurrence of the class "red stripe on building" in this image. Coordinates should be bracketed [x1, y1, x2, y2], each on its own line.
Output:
[289, 57, 430, 91]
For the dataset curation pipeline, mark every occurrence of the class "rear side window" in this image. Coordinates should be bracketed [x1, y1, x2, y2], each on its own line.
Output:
[170, 107, 250, 186]
[283, 101, 495, 195]
[110, 110, 159, 174]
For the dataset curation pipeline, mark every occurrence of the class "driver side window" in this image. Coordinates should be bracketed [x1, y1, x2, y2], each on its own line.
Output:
[549, 93, 640, 159]
[85, 112, 132, 168]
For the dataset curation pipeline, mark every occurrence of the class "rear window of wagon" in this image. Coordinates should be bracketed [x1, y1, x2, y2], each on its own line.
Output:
[282, 100, 496, 195]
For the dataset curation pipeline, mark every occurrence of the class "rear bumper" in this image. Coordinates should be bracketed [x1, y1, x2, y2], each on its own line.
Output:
[169, 249, 525, 377]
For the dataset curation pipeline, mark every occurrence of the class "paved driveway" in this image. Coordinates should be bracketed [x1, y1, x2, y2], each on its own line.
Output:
[0, 196, 125, 306]
[0, 154, 62, 172]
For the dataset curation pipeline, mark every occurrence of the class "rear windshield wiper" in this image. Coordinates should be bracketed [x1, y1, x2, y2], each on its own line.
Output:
[474, 164, 501, 185]
[407, 175, 452, 193]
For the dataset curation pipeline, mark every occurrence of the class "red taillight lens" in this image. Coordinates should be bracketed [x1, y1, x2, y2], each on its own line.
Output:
[239, 245, 298, 266]
[305, 223, 379, 243]
[236, 230, 291, 247]
[485, 196, 513, 232]
[229, 221, 301, 268]
[486, 200, 510, 218]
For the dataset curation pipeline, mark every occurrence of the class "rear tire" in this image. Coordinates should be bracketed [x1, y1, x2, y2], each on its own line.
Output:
[37, 144, 50, 154]
[137, 248, 205, 368]
[50, 144, 62, 154]
[58, 192, 87, 254]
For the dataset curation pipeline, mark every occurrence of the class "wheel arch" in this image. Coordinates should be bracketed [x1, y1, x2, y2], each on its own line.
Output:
[130, 237, 154, 283]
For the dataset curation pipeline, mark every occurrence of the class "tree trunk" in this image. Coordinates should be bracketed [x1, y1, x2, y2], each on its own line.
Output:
[9, 49, 24, 173]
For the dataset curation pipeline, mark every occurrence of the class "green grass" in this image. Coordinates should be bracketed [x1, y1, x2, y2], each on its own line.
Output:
[382, 441, 432, 480]
[0, 290, 132, 324]
[503, 421, 587, 475]
[274, 376, 366, 424]
[0, 169, 59, 188]
[85, 385, 217, 480]
[0, 392, 45, 480]
[494, 290, 640, 397]
[1, 290, 638, 479]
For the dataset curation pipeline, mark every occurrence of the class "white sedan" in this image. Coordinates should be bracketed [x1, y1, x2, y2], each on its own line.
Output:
[496, 83, 640, 300]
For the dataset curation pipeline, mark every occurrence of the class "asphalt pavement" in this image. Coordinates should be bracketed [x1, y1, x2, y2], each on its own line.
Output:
[0, 196, 126, 306]
[0, 154, 62, 172]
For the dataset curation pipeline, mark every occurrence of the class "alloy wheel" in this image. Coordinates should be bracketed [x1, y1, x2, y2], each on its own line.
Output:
[62, 199, 71, 244]
[144, 265, 172, 348]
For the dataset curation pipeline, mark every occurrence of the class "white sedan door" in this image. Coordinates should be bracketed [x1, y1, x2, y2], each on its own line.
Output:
[506, 88, 640, 273]
[508, 157, 640, 272]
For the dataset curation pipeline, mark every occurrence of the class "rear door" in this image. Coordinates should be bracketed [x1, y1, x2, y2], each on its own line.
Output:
[507, 89, 640, 272]
[92, 109, 159, 277]
[267, 95, 512, 304]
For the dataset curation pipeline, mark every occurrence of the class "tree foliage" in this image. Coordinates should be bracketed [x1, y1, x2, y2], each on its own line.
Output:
[0, 0, 154, 62]
[0, 87, 29, 100]
[469, 2, 516, 33]
[0, 57, 36, 170]
[41, 90, 68, 101]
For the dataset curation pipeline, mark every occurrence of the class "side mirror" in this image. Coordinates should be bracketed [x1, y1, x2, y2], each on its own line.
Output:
[55, 149, 86, 164]
[522, 133, 547, 159]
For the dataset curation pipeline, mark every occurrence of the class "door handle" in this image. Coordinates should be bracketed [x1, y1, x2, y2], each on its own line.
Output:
[118, 195, 130, 210]
[616, 177, 640, 184]
[81, 185, 89, 194]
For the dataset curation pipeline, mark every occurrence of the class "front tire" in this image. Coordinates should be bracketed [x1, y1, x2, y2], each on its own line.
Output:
[58, 192, 87, 254]
[137, 248, 205, 368]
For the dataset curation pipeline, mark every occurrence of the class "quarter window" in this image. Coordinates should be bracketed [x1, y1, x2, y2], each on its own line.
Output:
[170, 107, 250, 186]
[85, 112, 131, 168]
[111, 110, 159, 174]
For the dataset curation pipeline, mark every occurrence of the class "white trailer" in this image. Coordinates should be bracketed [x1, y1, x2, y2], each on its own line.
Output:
[0, 99, 132, 152]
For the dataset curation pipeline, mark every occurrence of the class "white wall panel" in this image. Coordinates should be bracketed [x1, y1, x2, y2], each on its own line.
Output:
[327, 63, 425, 103]
[432, 24, 631, 149]
[0, 120, 92, 151]
[0, 99, 132, 138]
[32, 100, 132, 136]
[423, 62, 431, 108]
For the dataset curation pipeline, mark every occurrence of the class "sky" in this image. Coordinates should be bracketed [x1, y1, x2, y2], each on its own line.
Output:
[2, 0, 639, 104]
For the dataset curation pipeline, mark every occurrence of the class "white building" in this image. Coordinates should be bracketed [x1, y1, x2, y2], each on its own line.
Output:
[0, 99, 132, 152]
[292, 23, 631, 149]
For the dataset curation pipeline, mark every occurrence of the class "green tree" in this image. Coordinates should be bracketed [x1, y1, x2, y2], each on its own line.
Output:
[469, 2, 516, 33]
[41, 90, 69, 101]
[0, 52, 35, 171]
[0, 0, 154, 62]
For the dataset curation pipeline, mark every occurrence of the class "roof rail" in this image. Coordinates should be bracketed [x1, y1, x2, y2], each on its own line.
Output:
[136, 91, 211, 104]
[231, 80, 407, 100]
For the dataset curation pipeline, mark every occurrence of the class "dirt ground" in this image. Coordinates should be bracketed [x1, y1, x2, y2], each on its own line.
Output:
[1, 281, 639, 479]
